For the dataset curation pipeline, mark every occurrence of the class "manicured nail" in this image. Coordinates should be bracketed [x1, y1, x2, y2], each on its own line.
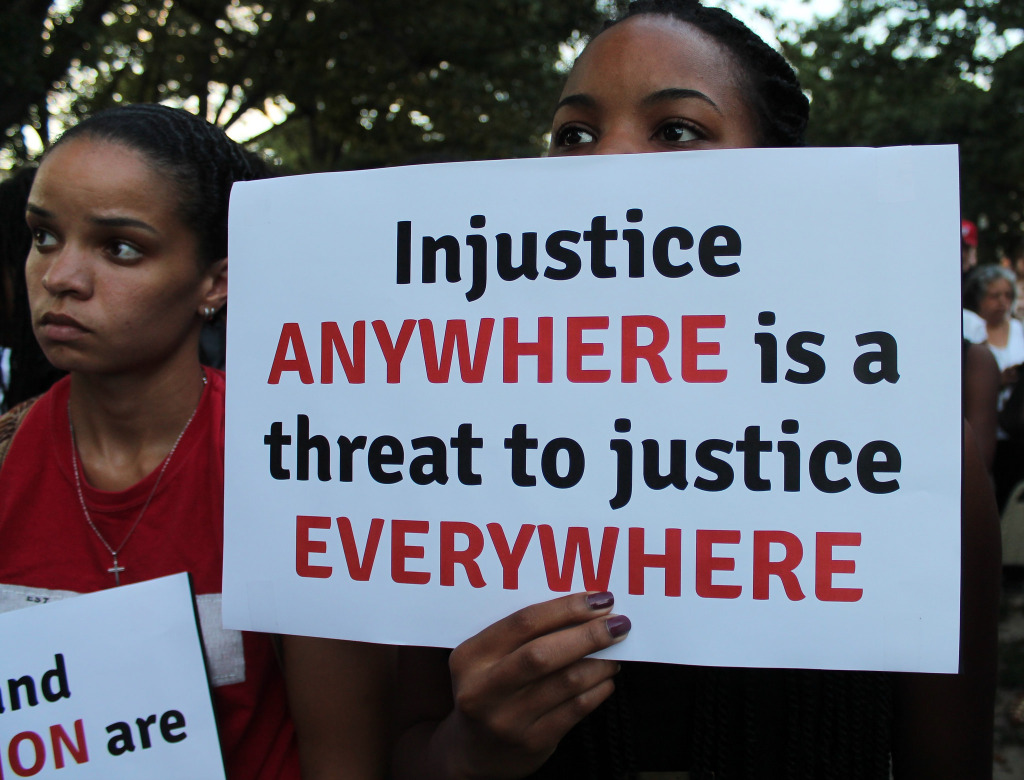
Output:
[606, 615, 631, 638]
[586, 591, 614, 610]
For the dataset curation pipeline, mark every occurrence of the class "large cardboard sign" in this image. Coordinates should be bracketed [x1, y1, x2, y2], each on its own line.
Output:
[224, 147, 962, 672]
[0, 574, 225, 779]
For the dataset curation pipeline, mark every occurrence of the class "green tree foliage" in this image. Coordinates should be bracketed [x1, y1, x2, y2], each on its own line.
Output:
[1, 0, 603, 173]
[778, 0, 1024, 259]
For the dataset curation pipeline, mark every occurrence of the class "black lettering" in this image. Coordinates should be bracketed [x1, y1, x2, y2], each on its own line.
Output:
[610, 418, 633, 509]
[396, 220, 411, 284]
[785, 332, 826, 384]
[160, 710, 187, 743]
[106, 722, 135, 755]
[264, 421, 291, 480]
[505, 423, 538, 487]
[854, 331, 900, 384]
[136, 714, 157, 749]
[497, 233, 539, 281]
[450, 423, 483, 486]
[809, 440, 852, 493]
[652, 226, 694, 278]
[698, 225, 741, 276]
[857, 440, 902, 493]
[409, 436, 449, 485]
[544, 230, 582, 280]
[583, 215, 617, 278]
[336, 435, 367, 482]
[41, 653, 70, 703]
[368, 435, 404, 484]
[541, 437, 585, 488]
[755, 311, 778, 383]
[422, 234, 461, 283]
[297, 414, 331, 481]
[694, 439, 734, 491]
[735, 425, 771, 491]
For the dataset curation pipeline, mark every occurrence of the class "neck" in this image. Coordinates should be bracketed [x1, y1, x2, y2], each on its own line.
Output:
[68, 357, 207, 491]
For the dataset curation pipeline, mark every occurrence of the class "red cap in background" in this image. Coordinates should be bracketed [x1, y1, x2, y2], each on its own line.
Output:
[962, 219, 978, 247]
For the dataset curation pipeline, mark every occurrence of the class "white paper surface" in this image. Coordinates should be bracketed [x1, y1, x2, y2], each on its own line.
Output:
[0, 574, 225, 778]
[224, 147, 962, 672]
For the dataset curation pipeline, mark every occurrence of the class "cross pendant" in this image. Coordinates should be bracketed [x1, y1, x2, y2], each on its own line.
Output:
[108, 556, 125, 586]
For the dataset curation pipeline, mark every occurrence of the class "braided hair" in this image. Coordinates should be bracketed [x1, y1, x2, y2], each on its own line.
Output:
[595, 0, 809, 148]
[48, 104, 267, 266]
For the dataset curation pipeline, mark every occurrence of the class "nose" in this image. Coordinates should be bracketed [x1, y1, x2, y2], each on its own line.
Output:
[595, 127, 648, 156]
[32, 244, 92, 299]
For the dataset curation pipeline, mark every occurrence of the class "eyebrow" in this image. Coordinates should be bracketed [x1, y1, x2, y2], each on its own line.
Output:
[25, 203, 159, 235]
[642, 88, 721, 114]
[553, 87, 721, 116]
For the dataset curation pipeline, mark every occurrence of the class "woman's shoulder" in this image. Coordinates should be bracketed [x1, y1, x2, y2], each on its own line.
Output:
[0, 378, 68, 473]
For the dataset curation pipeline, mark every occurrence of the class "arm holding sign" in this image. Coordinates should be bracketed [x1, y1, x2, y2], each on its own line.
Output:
[892, 422, 1000, 779]
[392, 592, 629, 780]
[284, 636, 395, 779]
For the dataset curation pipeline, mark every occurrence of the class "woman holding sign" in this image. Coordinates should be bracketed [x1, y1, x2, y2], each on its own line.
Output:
[0, 105, 391, 779]
[393, 2, 1000, 778]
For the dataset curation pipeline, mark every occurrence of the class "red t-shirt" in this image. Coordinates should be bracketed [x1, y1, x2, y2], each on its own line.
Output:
[0, 370, 300, 780]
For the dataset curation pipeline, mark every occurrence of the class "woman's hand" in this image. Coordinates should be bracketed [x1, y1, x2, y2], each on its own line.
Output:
[394, 592, 630, 780]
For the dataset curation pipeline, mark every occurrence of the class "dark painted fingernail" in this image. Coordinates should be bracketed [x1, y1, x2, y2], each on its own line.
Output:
[586, 591, 614, 610]
[606, 615, 631, 638]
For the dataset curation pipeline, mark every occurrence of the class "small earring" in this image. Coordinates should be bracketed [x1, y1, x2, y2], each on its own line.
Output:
[202, 306, 217, 321]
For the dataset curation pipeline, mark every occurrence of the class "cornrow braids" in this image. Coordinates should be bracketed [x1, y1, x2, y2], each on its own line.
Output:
[599, 0, 809, 148]
[48, 104, 267, 266]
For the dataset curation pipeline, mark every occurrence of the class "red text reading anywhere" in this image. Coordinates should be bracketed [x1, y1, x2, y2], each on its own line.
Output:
[267, 316, 727, 385]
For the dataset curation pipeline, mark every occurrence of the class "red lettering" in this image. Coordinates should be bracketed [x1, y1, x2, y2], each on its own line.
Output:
[296, 515, 332, 579]
[566, 316, 611, 383]
[815, 532, 863, 602]
[486, 523, 536, 590]
[372, 319, 417, 383]
[419, 319, 494, 383]
[503, 317, 553, 383]
[391, 519, 431, 584]
[627, 527, 681, 596]
[621, 315, 671, 383]
[695, 529, 742, 598]
[8, 731, 44, 777]
[681, 315, 727, 383]
[752, 530, 805, 601]
[538, 525, 619, 592]
[336, 517, 384, 581]
[440, 521, 486, 587]
[321, 321, 366, 384]
[50, 721, 88, 769]
[268, 323, 314, 384]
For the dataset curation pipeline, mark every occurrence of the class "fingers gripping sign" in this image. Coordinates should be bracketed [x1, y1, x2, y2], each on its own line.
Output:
[444, 592, 631, 779]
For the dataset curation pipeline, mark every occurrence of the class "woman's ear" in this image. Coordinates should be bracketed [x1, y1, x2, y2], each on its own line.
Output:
[198, 257, 228, 319]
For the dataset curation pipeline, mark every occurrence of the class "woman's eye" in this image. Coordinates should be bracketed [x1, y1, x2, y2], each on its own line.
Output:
[657, 122, 701, 144]
[555, 125, 596, 148]
[32, 228, 58, 250]
[108, 240, 143, 262]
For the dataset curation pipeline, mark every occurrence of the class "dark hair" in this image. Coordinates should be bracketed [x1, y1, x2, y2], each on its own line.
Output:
[594, 0, 809, 147]
[48, 104, 267, 265]
[964, 263, 1017, 313]
[0, 167, 64, 410]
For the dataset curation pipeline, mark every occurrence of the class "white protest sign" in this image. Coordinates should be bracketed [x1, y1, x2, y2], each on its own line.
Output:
[224, 147, 961, 672]
[0, 574, 224, 779]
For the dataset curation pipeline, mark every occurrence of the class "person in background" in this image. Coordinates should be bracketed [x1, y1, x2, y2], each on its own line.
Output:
[0, 167, 63, 411]
[393, 2, 1000, 778]
[0, 104, 391, 779]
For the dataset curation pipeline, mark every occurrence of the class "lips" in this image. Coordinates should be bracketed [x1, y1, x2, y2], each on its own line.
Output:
[38, 312, 91, 340]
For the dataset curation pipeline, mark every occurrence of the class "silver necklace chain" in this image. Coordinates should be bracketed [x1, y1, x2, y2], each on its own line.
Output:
[68, 373, 207, 586]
